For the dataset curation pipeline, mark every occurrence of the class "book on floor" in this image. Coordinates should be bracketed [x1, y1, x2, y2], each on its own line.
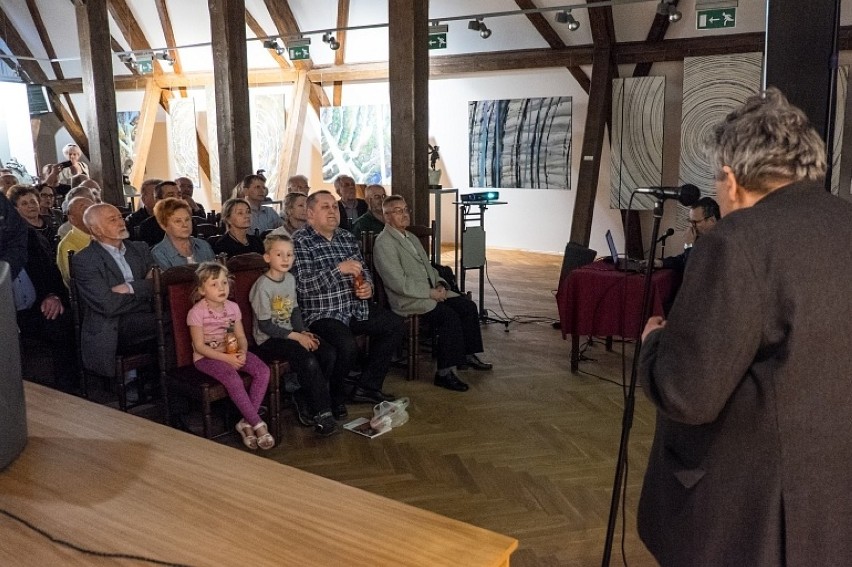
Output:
[342, 417, 390, 439]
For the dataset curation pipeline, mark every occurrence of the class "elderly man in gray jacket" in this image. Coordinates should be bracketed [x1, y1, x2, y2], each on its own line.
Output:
[373, 195, 491, 392]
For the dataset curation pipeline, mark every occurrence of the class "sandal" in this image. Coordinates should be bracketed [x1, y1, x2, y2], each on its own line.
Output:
[235, 419, 258, 450]
[253, 421, 275, 450]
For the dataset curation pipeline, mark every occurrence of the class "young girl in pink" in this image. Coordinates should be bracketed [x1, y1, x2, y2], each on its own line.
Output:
[187, 262, 274, 450]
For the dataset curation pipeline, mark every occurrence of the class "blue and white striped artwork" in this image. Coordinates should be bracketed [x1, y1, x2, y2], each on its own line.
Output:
[469, 97, 572, 190]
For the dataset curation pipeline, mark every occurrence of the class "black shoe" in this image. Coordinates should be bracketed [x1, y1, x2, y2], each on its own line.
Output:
[349, 386, 396, 404]
[291, 391, 315, 427]
[434, 371, 469, 392]
[332, 404, 348, 420]
[461, 354, 493, 371]
[314, 412, 339, 437]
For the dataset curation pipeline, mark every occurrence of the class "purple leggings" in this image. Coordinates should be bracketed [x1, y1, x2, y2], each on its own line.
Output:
[194, 352, 270, 428]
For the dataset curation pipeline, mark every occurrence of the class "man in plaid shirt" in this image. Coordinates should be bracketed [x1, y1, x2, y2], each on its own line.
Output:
[291, 191, 404, 416]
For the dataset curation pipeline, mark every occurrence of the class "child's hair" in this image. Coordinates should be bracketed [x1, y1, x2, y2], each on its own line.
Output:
[263, 232, 293, 253]
[191, 261, 232, 303]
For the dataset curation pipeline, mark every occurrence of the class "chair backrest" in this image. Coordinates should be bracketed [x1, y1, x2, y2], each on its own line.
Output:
[226, 253, 268, 348]
[194, 223, 222, 239]
[407, 224, 434, 262]
[153, 265, 198, 368]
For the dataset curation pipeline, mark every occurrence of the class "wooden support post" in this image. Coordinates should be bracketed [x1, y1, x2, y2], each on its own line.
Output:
[130, 80, 162, 189]
[388, 0, 429, 226]
[75, 0, 123, 205]
[209, 0, 253, 203]
[569, 48, 615, 246]
[276, 70, 311, 200]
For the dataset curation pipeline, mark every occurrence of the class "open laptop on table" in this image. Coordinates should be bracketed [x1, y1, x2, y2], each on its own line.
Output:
[605, 230, 644, 272]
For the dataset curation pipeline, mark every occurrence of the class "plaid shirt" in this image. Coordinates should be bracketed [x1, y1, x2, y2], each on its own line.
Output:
[291, 225, 373, 326]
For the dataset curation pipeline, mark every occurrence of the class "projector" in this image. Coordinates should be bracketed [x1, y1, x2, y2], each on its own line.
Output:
[461, 191, 499, 203]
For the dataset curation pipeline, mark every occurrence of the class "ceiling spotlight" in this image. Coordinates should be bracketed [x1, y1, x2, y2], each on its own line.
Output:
[154, 50, 174, 65]
[656, 1, 681, 23]
[322, 32, 340, 51]
[667, 4, 682, 22]
[467, 18, 491, 39]
[263, 38, 286, 55]
[555, 10, 580, 31]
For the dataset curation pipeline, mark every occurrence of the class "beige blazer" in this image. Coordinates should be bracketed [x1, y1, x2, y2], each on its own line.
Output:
[373, 227, 456, 317]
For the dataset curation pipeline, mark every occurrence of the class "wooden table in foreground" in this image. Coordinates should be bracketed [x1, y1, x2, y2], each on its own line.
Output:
[0, 383, 517, 566]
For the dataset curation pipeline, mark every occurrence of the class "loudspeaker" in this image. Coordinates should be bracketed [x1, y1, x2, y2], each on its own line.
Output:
[0, 262, 27, 471]
[560, 242, 596, 282]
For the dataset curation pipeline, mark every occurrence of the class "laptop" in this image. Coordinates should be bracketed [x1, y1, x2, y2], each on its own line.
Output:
[605, 230, 643, 272]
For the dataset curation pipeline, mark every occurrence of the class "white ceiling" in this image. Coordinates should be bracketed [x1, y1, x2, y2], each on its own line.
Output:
[2, 1, 851, 84]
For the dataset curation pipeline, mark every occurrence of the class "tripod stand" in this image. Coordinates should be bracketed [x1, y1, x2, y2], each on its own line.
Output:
[601, 197, 666, 566]
[457, 201, 509, 330]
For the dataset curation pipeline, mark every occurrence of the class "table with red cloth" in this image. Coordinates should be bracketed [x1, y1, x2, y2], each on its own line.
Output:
[556, 261, 681, 372]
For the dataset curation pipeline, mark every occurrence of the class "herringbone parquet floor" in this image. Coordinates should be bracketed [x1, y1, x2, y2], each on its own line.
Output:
[252, 249, 660, 567]
[23, 248, 660, 566]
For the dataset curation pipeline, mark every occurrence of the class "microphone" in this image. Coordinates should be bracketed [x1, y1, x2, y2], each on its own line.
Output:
[656, 228, 675, 243]
[635, 184, 700, 206]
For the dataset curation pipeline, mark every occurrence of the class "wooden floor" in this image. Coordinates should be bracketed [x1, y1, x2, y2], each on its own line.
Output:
[236, 248, 659, 567]
[25, 248, 660, 566]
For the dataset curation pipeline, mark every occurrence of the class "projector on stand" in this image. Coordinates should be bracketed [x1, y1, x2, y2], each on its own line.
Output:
[461, 191, 499, 203]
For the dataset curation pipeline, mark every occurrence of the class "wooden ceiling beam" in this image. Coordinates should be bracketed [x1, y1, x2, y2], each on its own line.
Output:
[245, 9, 292, 69]
[633, 0, 679, 77]
[263, 0, 330, 111]
[515, 0, 590, 93]
[107, 0, 164, 74]
[24, 0, 82, 126]
[0, 5, 89, 156]
[45, 26, 852, 96]
[154, 0, 186, 97]
[333, 0, 350, 106]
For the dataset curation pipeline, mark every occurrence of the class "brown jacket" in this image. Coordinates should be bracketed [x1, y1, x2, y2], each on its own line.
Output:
[639, 180, 852, 566]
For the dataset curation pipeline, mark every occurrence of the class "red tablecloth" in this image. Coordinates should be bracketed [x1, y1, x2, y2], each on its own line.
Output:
[556, 262, 681, 340]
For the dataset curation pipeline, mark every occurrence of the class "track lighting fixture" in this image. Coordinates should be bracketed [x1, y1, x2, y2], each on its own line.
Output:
[467, 18, 491, 39]
[554, 10, 580, 31]
[262, 38, 286, 56]
[322, 32, 340, 51]
[656, 1, 681, 23]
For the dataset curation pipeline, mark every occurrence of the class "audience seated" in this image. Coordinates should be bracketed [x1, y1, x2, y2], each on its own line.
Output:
[72, 203, 158, 379]
[351, 184, 387, 239]
[176, 176, 205, 218]
[291, 191, 404, 407]
[56, 196, 95, 287]
[151, 198, 215, 269]
[0, 192, 27, 280]
[137, 180, 182, 247]
[334, 175, 367, 233]
[373, 195, 492, 392]
[57, 185, 97, 239]
[8, 185, 57, 250]
[0, 174, 18, 196]
[37, 184, 63, 230]
[211, 198, 264, 258]
[273, 192, 308, 237]
[241, 174, 283, 234]
[286, 174, 310, 195]
[9, 185, 78, 392]
[125, 178, 161, 235]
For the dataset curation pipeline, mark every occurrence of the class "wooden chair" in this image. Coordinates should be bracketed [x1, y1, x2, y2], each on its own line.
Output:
[153, 263, 281, 439]
[67, 251, 163, 414]
[194, 223, 222, 239]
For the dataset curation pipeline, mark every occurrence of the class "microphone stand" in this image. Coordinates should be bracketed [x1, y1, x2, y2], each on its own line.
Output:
[601, 197, 666, 566]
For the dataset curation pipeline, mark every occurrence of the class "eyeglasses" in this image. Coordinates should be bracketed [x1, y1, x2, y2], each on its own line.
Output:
[386, 207, 410, 215]
[40, 192, 54, 198]
[688, 216, 711, 228]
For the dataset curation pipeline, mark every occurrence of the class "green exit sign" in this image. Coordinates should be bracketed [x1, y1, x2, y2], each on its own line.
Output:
[697, 7, 736, 30]
[135, 58, 154, 74]
[428, 33, 447, 50]
[288, 46, 310, 60]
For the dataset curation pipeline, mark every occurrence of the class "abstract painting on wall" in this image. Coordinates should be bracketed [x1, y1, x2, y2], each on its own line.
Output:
[117, 111, 140, 176]
[320, 104, 391, 184]
[610, 76, 665, 210]
[469, 96, 572, 190]
[250, 93, 286, 197]
[168, 99, 199, 186]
